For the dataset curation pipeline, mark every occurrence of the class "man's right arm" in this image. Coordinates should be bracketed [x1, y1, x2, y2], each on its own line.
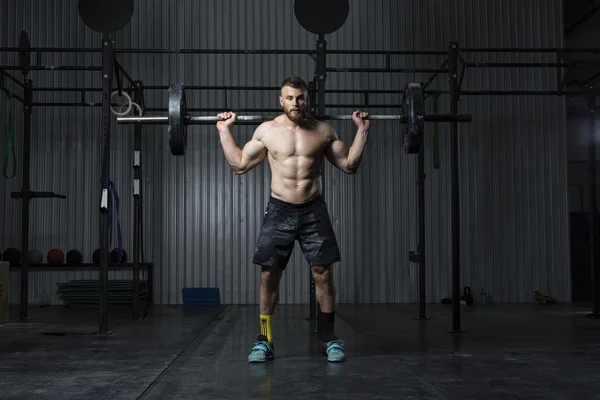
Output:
[217, 113, 268, 175]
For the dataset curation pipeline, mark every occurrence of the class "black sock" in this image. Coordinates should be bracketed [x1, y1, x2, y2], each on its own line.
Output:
[319, 311, 336, 342]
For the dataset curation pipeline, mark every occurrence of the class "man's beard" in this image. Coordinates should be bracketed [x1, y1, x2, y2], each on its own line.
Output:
[284, 107, 306, 123]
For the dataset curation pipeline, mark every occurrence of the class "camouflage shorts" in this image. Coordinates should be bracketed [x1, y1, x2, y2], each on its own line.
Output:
[253, 194, 341, 270]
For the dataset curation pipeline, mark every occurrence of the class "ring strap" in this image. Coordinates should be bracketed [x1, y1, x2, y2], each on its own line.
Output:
[3, 91, 17, 179]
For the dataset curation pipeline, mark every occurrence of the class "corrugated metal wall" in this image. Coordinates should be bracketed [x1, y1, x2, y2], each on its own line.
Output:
[0, 0, 8, 270]
[0, 0, 570, 305]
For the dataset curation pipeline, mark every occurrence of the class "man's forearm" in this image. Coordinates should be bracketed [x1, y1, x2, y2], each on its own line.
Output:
[347, 127, 370, 171]
[218, 128, 243, 170]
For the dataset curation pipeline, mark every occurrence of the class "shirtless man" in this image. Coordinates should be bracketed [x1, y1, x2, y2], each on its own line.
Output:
[216, 75, 370, 363]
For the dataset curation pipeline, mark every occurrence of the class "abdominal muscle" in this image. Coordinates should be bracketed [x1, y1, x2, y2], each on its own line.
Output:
[268, 155, 323, 204]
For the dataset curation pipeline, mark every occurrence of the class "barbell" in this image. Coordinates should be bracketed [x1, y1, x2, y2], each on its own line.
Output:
[116, 82, 473, 156]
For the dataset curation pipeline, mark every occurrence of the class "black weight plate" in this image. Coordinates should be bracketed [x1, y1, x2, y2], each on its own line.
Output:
[403, 82, 424, 154]
[402, 88, 412, 152]
[169, 83, 187, 156]
[294, 0, 350, 35]
[78, 0, 134, 33]
[18, 30, 31, 77]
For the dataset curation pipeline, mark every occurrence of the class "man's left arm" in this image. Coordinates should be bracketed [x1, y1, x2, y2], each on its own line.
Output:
[325, 111, 370, 174]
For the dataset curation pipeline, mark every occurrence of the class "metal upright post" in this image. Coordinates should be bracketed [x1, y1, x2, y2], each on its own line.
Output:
[586, 86, 600, 320]
[410, 135, 428, 320]
[132, 81, 143, 320]
[98, 34, 114, 334]
[308, 80, 317, 116]
[306, 79, 318, 325]
[317, 35, 326, 118]
[448, 41, 463, 333]
[309, 34, 327, 331]
[309, 35, 327, 323]
[18, 79, 33, 321]
[409, 97, 428, 320]
[418, 143, 426, 319]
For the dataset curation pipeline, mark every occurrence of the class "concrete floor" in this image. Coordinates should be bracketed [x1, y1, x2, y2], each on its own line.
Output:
[1, 303, 599, 399]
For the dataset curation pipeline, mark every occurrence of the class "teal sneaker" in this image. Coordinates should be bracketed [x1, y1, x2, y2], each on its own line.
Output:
[323, 339, 345, 362]
[248, 335, 274, 363]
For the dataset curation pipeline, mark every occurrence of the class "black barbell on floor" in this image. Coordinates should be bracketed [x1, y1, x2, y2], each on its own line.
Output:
[116, 82, 473, 156]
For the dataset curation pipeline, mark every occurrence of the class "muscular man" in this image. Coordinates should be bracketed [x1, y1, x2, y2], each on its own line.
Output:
[216, 75, 370, 363]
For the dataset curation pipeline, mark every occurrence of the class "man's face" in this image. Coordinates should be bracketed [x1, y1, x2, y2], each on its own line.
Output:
[280, 86, 308, 122]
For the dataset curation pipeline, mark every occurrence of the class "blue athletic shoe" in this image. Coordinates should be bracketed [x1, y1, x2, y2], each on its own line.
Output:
[248, 335, 274, 363]
[323, 339, 345, 362]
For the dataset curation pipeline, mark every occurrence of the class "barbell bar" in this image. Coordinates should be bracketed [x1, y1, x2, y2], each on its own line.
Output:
[115, 82, 473, 156]
[117, 114, 471, 124]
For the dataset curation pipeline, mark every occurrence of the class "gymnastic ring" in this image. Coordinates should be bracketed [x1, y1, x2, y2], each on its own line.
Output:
[110, 90, 132, 116]
[118, 100, 143, 117]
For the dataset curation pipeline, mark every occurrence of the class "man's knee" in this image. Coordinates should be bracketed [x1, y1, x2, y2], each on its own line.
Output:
[311, 264, 333, 286]
[261, 266, 282, 287]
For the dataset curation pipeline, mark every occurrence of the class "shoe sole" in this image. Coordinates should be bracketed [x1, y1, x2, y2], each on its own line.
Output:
[248, 355, 274, 363]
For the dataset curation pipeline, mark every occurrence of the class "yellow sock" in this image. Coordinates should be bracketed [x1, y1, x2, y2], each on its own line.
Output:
[260, 314, 273, 343]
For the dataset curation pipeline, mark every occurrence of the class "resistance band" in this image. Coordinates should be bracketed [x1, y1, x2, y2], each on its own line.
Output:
[104, 176, 124, 263]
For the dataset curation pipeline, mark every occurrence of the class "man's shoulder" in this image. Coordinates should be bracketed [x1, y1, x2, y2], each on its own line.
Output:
[253, 119, 279, 140]
[299, 116, 331, 133]
[313, 119, 335, 137]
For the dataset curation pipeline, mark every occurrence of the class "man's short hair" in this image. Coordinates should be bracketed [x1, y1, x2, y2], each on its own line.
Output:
[281, 75, 308, 93]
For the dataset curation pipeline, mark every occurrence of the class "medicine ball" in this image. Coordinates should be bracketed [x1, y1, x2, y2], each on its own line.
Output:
[28, 249, 43, 265]
[92, 248, 105, 265]
[66, 249, 83, 264]
[47, 248, 65, 265]
[110, 248, 127, 264]
[3, 248, 21, 266]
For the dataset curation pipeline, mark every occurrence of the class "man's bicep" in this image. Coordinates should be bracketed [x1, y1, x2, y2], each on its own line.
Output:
[239, 123, 268, 165]
[325, 138, 350, 171]
[241, 138, 267, 164]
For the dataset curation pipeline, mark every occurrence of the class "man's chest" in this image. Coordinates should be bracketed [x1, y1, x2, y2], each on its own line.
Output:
[264, 129, 329, 158]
